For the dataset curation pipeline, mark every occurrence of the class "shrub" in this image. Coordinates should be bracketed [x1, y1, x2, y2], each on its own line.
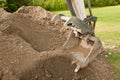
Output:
[2, 0, 120, 12]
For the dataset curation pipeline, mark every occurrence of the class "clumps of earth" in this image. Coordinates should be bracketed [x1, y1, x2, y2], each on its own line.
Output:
[0, 6, 116, 80]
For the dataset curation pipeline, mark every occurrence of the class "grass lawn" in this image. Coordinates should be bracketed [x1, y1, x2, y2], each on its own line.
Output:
[53, 5, 120, 78]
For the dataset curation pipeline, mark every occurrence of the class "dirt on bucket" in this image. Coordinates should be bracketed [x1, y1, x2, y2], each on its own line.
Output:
[0, 6, 117, 80]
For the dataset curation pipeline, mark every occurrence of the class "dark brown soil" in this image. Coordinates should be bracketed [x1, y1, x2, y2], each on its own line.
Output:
[0, 6, 116, 80]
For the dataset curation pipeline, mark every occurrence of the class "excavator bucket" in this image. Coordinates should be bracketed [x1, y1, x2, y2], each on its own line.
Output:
[63, 30, 102, 72]
[51, 15, 103, 72]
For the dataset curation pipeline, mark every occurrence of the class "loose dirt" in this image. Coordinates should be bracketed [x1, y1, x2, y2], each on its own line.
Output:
[0, 6, 116, 80]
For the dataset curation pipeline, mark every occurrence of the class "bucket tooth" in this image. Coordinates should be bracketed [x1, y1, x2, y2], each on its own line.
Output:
[74, 65, 81, 73]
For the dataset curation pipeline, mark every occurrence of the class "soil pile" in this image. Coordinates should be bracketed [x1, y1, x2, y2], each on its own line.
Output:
[0, 6, 67, 52]
[16, 6, 53, 21]
[0, 8, 11, 19]
[0, 6, 116, 80]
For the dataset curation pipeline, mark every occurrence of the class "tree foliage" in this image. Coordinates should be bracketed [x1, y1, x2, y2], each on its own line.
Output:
[0, 0, 120, 12]
[84, 0, 119, 7]
[0, 0, 6, 8]
[5, 0, 32, 12]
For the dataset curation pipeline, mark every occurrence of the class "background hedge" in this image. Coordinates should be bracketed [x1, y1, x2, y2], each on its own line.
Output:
[0, 0, 120, 12]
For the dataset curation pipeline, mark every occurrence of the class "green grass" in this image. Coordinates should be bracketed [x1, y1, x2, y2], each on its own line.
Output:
[106, 49, 120, 77]
[53, 5, 120, 78]
[93, 6, 120, 46]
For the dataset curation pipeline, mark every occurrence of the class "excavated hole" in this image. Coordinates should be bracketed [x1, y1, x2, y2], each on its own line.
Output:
[19, 30, 66, 52]
[1, 16, 67, 53]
